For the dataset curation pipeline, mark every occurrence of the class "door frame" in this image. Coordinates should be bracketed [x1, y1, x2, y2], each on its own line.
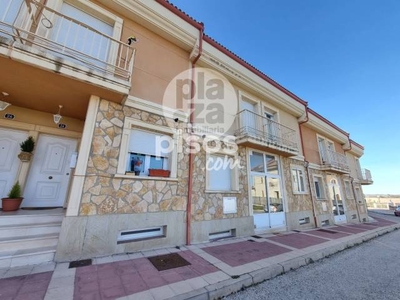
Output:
[0, 128, 28, 202]
[328, 176, 347, 223]
[247, 148, 286, 231]
[22, 133, 78, 208]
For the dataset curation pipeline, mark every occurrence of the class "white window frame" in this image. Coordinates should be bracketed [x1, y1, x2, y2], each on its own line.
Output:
[238, 91, 261, 114]
[44, 0, 123, 65]
[316, 134, 335, 164]
[205, 151, 239, 193]
[291, 165, 307, 194]
[313, 175, 326, 200]
[344, 180, 353, 199]
[46, 0, 123, 36]
[117, 118, 178, 179]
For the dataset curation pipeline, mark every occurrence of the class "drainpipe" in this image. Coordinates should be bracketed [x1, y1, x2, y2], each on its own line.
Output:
[298, 106, 318, 228]
[186, 23, 204, 246]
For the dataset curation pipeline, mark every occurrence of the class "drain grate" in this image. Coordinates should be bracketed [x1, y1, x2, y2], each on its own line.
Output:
[69, 259, 92, 269]
[148, 253, 190, 271]
[251, 235, 263, 239]
[318, 229, 338, 234]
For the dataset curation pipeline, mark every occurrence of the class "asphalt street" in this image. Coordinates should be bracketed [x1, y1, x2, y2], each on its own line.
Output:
[227, 212, 400, 300]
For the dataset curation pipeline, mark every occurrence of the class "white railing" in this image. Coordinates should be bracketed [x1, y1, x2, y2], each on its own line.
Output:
[234, 109, 298, 151]
[0, 0, 135, 81]
[361, 168, 372, 182]
[322, 149, 349, 172]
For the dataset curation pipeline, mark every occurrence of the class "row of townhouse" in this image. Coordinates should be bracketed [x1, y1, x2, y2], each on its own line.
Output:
[0, 0, 373, 264]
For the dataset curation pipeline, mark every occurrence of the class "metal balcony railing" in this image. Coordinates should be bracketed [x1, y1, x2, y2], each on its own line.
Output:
[234, 109, 298, 152]
[360, 168, 373, 182]
[0, 0, 135, 81]
[321, 149, 350, 172]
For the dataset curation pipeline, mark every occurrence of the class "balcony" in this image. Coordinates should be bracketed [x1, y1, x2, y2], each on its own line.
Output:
[359, 168, 373, 185]
[0, 0, 135, 94]
[234, 109, 299, 156]
[320, 149, 350, 174]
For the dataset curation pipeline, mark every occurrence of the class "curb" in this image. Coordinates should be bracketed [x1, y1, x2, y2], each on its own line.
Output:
[166, 223, 400, 300]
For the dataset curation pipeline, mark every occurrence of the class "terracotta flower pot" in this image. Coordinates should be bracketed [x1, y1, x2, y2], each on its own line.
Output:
[18, 152, 32, 162]
[1, 197, 24, 211]
[148, 169, 170, 177]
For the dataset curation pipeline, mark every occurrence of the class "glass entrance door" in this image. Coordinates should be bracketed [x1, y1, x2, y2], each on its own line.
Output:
[250, 151, 285, 230]
[329, 179, 346, 223]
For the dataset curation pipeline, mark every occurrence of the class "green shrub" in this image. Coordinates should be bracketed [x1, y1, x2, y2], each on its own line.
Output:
[8, 181, 22, 198]
[20, 136, 35, 153]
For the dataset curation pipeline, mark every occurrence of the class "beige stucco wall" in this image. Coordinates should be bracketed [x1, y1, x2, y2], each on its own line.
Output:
[121, 18, 190, 106]
[346, 152, 360, 180]
[301, 125, 345, 165]
[2, 106, 84, 133]
[301, 126, 320, 165]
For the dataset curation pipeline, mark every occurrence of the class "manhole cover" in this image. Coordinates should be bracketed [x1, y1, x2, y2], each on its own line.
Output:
[148, 253, 190, 271]
[69, 259, 92, 269]
[318, 229, 338, 234]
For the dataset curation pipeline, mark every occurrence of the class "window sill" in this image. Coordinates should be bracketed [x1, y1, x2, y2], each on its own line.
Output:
[293, 191, 308, 195]
[316, 198, 328, 201]
[205, 190, 241, 194]
[115, 174, 179, 181]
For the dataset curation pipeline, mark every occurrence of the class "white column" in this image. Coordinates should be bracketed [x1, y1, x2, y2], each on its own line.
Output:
[66, 95, 100, 216]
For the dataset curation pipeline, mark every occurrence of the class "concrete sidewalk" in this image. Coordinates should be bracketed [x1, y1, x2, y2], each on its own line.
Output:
[0, 216, 398, 300]
[368, 208, 397, 216]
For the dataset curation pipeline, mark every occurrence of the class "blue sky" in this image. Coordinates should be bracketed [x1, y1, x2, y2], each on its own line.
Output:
[170, 0, 400, 195]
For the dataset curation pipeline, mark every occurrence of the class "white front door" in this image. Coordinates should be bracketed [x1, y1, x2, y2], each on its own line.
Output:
[250, 151, 286, 231]
[22, 135, 77, 207]
[0, 129, 27, 203]
[328, 178, 347, 223]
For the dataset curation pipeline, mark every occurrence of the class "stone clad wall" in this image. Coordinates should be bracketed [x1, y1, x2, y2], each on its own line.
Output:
[191, 146, 249, 222]
[79, 100, 189, 216]
[339, 176, 357, 212]
[282, 158, 313, 213]
[308, 168, 332, 216]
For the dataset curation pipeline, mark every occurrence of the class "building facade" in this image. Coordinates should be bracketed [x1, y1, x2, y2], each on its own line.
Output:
[0, 0, 373, 265]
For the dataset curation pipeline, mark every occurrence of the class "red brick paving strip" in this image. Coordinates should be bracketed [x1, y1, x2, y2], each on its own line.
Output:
[267, 233, 329, 248]
[302, 229, 351, 240]
[202, 240, 292, 267]
[0, 271, 52, 300]
[73, 250, 218, 300]
[332, 225, 369, 234]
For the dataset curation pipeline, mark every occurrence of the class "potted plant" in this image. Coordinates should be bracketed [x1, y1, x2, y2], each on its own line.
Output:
[18, 136, 35, 162]
[1, 181, 23, 211]
[148, 169, 170, 177]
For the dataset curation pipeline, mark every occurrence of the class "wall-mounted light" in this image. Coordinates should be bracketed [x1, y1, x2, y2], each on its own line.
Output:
[127, 35, 138, 45]
[53, 105, 63, 124]
[0, 92, 11, 111]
